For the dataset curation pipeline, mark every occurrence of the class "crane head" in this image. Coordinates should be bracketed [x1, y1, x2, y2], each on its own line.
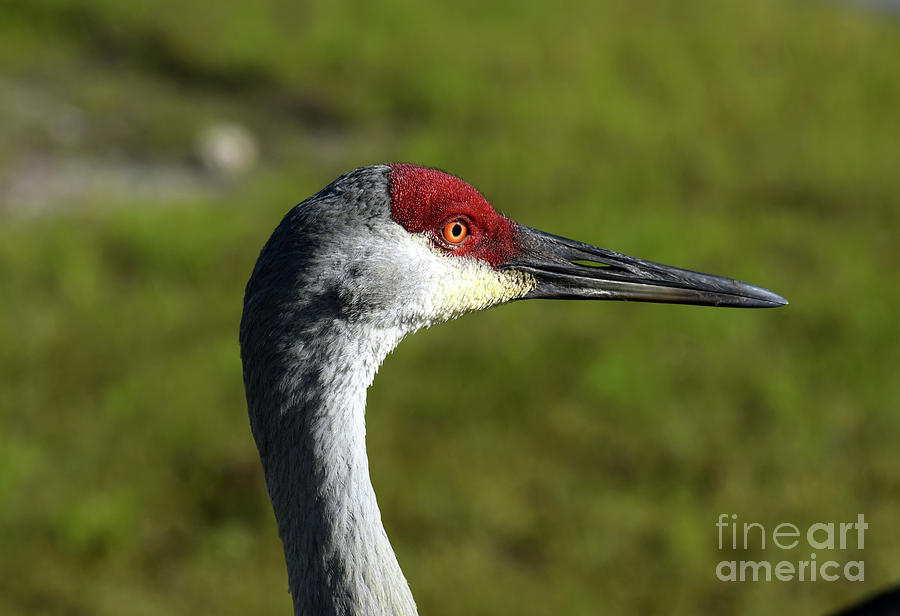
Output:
[244, 164, 785, 345]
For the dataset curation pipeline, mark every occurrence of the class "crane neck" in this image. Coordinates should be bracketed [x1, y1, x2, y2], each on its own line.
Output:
[242, 310, 418, 616]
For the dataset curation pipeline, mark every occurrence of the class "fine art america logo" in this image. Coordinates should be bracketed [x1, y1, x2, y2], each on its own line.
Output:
[715, 513, 867, 582]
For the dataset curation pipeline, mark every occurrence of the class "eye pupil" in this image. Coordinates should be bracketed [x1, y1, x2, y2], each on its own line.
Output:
[442, 220, 468, 244]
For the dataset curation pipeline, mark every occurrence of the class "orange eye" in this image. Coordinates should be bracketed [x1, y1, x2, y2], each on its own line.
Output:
[442, 220, 468, 244]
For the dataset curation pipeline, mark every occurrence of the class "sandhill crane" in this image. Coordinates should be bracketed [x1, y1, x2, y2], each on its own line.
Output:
[239, 164, 787, 616]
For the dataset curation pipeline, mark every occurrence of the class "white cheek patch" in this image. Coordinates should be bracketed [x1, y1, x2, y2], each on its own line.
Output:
[399, 234, 536, 326]
[422, 256, 534, 322]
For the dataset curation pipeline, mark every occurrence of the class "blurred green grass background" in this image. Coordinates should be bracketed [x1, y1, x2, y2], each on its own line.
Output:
[1, 0, 899, 614]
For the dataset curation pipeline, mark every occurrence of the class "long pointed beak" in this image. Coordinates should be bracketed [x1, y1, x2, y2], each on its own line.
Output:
[503, 225, 787, 308]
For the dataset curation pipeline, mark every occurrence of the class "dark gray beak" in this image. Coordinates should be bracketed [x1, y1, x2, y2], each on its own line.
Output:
[504, 225, 787, 308]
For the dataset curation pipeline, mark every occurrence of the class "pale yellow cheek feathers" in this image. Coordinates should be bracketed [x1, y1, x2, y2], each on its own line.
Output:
[419, 251, 536, 324]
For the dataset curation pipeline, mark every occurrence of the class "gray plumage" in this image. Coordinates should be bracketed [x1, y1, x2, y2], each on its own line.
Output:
[241, 166, 419, 615]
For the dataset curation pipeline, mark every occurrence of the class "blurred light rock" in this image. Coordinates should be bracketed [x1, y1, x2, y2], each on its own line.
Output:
[196, 122, 259, 177]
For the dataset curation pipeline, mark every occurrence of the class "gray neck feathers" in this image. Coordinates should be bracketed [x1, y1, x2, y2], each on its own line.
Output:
[240, 166, 418, 616]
